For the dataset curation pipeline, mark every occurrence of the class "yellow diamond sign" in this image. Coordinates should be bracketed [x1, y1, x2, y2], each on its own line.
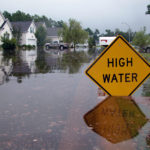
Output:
[85, 35, 150, 96]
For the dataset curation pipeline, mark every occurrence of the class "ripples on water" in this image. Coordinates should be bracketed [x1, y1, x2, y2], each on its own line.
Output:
[0, 48, 149, 150]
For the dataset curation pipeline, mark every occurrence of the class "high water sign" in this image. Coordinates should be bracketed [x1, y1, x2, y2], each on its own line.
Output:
[85, 35, 150, 96]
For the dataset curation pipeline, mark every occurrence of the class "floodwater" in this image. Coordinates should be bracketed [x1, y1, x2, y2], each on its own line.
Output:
[0, 48, 149, 150]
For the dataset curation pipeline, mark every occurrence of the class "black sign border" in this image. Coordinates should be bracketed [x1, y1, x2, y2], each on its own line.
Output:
[85, 35, 150, 96]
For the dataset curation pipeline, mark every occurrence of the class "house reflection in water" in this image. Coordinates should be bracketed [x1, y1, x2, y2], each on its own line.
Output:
[44, 50, 65, 73]
[12, 50, 37, 83]
[20, 50, 37, 73]
[84, 96, 148, 144]
[0, 51, 13, 85]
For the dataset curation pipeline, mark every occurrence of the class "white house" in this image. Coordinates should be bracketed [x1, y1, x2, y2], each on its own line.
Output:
[11, 21, 37, 46]
[46, 27, 62, 43]
[0, 12, 13, 45]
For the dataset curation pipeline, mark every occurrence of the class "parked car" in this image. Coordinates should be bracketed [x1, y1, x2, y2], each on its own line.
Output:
[143, 46, 150, 53]
[45, 41, 69, 50]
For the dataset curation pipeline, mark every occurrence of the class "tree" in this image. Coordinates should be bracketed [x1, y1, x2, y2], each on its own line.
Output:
[56, 20, 64, 27]
[132, 28, 150, 52]
[146, 4, 150, 14]
[88, 37, 95, 48]
[11, 10, 32, 21]
[93, 29, 100, 42]
[85, 28, 94, 36]
[59, 19, 88, 50]
[3, 11, 12, 21]
[115, 28, 131, 42]
[104, 29, 115, 36]
[1, 37, 16, 53]
[12, 26, 22, 46]
[35, 25, 47, 46]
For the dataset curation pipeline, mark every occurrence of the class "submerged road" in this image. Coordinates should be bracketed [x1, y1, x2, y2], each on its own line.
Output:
[0, 49, 149, 150]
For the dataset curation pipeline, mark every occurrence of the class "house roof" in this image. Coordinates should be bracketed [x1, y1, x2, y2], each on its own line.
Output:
[11, 21, 32, 33]
[0, 20, 7, 29]
[0, 12, 5, 22]
[47, 27, 62, 37]
[0, 12, 12, 31]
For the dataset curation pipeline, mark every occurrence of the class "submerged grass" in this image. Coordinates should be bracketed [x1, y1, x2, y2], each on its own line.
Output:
[141, 53, 150, 63]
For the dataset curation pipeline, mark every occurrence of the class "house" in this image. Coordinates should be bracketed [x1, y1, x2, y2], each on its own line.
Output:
[11, 21, 37, 46]
[46, 27, 62, 43]
[0, 12, 13, 45]
[35, 22, 47, 29]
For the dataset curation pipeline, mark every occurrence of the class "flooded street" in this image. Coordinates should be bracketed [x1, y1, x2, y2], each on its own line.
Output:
[0, 48, 149, 150]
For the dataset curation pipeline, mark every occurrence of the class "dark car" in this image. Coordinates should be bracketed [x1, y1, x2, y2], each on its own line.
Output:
[45, 41, 69, 50]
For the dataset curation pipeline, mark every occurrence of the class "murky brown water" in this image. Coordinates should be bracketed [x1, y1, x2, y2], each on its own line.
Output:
[0, 48, 149, 150]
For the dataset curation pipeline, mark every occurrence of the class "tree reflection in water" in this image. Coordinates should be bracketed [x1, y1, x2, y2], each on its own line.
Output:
[61, 51, 89, 74]
[84, 96, 148, 144]
[35, 48, 49, 73]
[0, 49, 91, 84]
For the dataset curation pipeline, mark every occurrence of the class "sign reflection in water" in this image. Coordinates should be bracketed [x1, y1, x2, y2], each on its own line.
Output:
[84, 96, 148, 144]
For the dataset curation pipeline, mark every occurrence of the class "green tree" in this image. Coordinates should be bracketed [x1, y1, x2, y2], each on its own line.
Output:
[93, 29, 100, 43]
[146, 4, 150, 14]
[104, 29, 115, 36]
[56, 20, 64, 27]
[88, 37, 95, 48]
[3, 10, 32, 21]
[3, 11, 12, 21]
[35, 25, 47, 46]
[59, 19, 88, 50]
[115, 28, 135, 42]
[85, 28, 94, 36]
[12, 26, 22, 46]
[85, 28, 100, 47]
[11, 10, 32, 21]
[132, 28, 150, 52]
[1, 37, 16, 53]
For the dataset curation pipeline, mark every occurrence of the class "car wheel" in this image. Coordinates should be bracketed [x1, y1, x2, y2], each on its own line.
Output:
[146, 47, 150, 53]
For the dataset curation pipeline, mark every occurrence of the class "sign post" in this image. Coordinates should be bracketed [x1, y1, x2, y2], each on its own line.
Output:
[85, 35, 150, 96]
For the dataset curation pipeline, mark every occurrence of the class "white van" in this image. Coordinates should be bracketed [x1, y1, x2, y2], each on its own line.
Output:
[99, 37, 116, 47]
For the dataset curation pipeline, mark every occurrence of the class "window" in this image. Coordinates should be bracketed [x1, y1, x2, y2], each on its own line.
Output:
[30, 27, 34, 33]
[4, 32, 10, 39]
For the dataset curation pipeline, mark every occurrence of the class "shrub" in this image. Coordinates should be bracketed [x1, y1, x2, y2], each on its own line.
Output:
[1, 37, 16, 54]
[19, 44, 36, 50]
[27, 45, 33, 49]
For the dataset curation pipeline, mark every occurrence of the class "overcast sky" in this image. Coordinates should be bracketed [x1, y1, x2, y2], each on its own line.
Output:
[1, 0, 150, 33]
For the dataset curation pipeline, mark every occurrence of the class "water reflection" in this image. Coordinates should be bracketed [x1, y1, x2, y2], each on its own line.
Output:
[35, 49, 49, 73]
[0, 49, 90, 85]
[12, 50, 37, 81]
[61, 51, 89, 74]
[84, 96, 148, 144]
[0, 51, 13, 85]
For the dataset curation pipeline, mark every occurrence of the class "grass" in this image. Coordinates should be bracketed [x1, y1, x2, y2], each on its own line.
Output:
[140, 53, 150, 63]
